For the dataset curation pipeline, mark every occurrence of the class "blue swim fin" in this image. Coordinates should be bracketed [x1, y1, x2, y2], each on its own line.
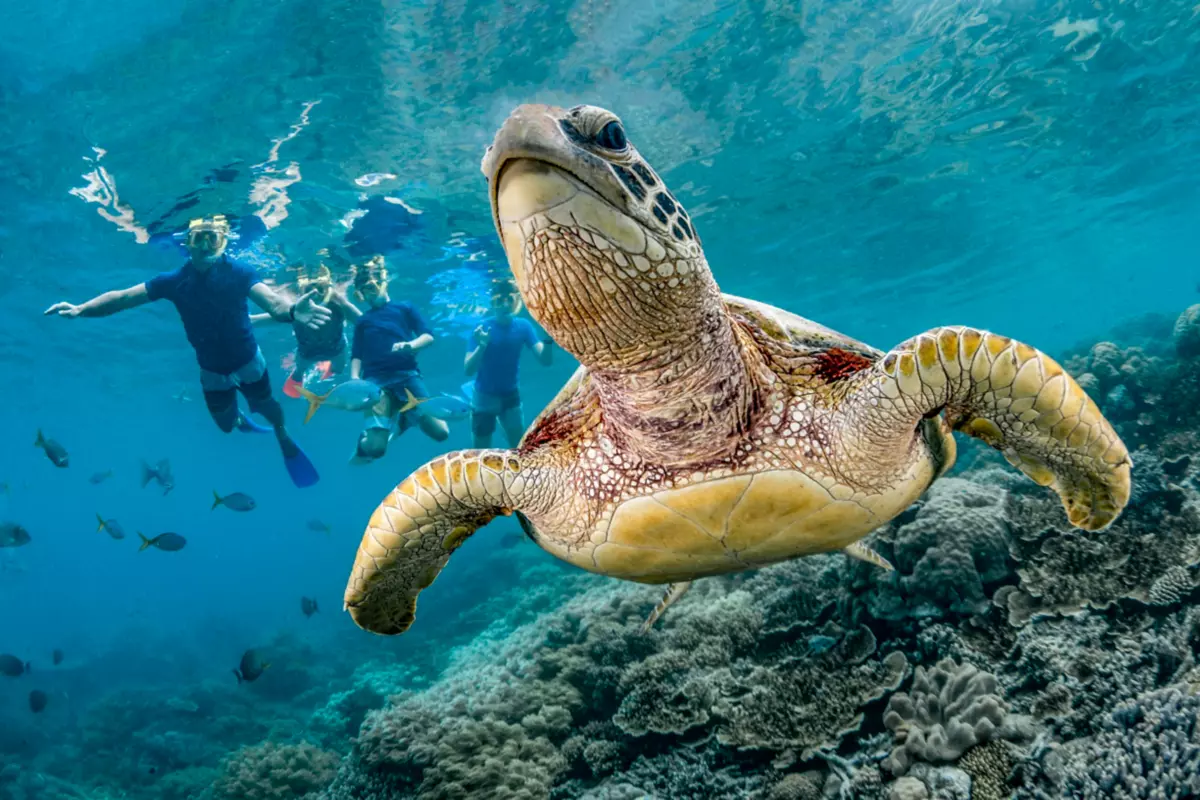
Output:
[283, 443, 320, 488]
[236, 413, 273, 434]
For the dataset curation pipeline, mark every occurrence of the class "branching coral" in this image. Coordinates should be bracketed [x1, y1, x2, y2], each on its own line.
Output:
[1021, 686, 1200, 799]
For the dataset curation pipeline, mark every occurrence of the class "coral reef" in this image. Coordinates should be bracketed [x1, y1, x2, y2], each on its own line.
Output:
[881, 659, 1008, 776]
[212, 741, 338, 800]
[1018, 686, 1200, 799]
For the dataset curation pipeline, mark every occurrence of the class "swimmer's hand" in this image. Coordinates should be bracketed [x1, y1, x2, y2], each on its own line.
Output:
[293, 289, 332, 330]
[391, 340, 414, 354]
[473, 325, 490, 347]
[44, 302, 82, 318]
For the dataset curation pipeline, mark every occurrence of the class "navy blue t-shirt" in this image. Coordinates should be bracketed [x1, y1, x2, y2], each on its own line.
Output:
[351, 301, 431, 381]
[144, 258, 260, 374]
[471, 317, 538, 395]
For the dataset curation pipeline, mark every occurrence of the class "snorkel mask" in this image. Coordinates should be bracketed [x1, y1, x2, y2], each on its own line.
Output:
[489, 278, 521, 317]
[353, 256, 389, 304]
[298, 264, 334, 304]
[186, 215, 230, 259]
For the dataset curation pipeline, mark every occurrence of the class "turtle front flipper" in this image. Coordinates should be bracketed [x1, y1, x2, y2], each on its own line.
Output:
[852, 327, 1131, 531]
[344, 450, 533, 635]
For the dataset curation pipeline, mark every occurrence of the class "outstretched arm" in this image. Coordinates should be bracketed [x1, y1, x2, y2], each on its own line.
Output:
[249, 283, 332, 330]
[249, 312, 277, 326]
[44, 284, 151, 318]
[331, 286, 363, 321]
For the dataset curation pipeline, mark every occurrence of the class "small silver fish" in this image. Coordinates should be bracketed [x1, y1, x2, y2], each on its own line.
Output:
[212, 491, 256, 512]
[137, 532, 186, 552]
[95, 514, 126, 540]
[297, 380, 382, 423]
[34, 430, 69, 468]
[88, 470, 114, 485]
[306, 519, 331, 535]
[400, 390, 471, 421]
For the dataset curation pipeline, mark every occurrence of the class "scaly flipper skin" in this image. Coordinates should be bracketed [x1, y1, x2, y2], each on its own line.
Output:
[344, 450, 547, 635]
[847, 327, 1131, 531]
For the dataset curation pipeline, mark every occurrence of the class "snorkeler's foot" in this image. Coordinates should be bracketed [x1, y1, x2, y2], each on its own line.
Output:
[236, 413, 273, 434]
[283, 376, 304, 399]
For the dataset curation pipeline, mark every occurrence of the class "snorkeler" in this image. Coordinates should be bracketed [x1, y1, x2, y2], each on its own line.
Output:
[348, 256, 449, 463]
[464, 279, 553, 448]
[251, 264, 361, 397]
[43, 215, 328, 488]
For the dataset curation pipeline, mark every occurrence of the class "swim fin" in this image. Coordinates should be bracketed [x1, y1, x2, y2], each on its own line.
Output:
[283, 375, 304, 399]
[236, 414, 273, 434]
[282, 442, 320, 488]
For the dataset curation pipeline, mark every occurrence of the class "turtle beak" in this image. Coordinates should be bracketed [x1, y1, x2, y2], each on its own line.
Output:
[483, 104, 568, 241]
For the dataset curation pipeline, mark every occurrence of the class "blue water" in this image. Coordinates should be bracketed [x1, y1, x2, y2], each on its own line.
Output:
[2, 0, 1199, 796]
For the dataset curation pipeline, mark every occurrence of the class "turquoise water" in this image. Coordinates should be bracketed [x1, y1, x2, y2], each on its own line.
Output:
[3, 1, 1200, 798]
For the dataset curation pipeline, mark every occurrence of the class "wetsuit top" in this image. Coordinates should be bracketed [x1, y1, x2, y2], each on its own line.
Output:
[351, 301, 431, 382]
[145, 257, 259, 374]
[294, 301, 346, 358]
[470, 317, 538, 395]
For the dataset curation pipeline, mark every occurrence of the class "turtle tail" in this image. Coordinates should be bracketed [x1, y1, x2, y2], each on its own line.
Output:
[858, 327, 1131, 531]
[344, 450, 534, 636]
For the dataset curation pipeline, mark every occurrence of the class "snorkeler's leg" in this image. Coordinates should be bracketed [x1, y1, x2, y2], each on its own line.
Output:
[471, 410, 496, 449]
[203, 388, 240, 433]
[285, 355, 313, 398]
[355, 391, 397, 461]
[498, 402, 525, 448]
[418, 414, 450, 442]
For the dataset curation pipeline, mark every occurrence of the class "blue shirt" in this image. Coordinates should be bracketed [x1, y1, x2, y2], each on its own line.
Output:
[144, 258, 260, 374]
[471, 317, 538, 395]
[351, 301, 431, 381]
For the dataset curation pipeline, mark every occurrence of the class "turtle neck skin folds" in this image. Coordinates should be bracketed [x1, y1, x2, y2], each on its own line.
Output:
[482, 104, 767, 468]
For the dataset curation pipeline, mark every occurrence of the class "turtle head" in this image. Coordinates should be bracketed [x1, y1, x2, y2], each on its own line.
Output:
[483, 104, 715, 372]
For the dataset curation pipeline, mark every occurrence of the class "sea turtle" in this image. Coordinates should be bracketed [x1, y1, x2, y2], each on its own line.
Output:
[344, 104, 1132, 636]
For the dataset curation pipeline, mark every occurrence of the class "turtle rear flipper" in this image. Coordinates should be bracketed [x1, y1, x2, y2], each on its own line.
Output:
[854, 327, 1131, 531]
[344, 450, 537, 635]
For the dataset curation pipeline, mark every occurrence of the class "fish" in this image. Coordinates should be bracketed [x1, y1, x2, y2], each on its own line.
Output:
[172, 387, 192, 403]
[0, 522, 31, 548]
[297, 380, 382, 423]
[137, 532, 187, 552]
[499, 532, 523, 550]
[306, 518, 331, 535]
[301, 597, 319, 618]
[96, 514, 126, 540]
[52, 649, 63, 666]
[34, 430, 69, 468]
[212, 491, 256, 512]
[28, 690, 47, 713]
[0, 654, 29, 677]
[88, 469, 114, 485]
[400, 389, 471, 421]
[233, 649, 270, 684]
[141, 459, 174, 495]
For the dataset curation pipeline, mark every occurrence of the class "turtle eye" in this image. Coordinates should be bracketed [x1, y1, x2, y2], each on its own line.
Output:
[594, 121, 627, 151]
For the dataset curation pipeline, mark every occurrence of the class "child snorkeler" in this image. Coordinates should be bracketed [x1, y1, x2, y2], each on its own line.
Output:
[464, 278, 553, 448]
[252, 264, 361, 397]
[349, 256, 450, 462]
